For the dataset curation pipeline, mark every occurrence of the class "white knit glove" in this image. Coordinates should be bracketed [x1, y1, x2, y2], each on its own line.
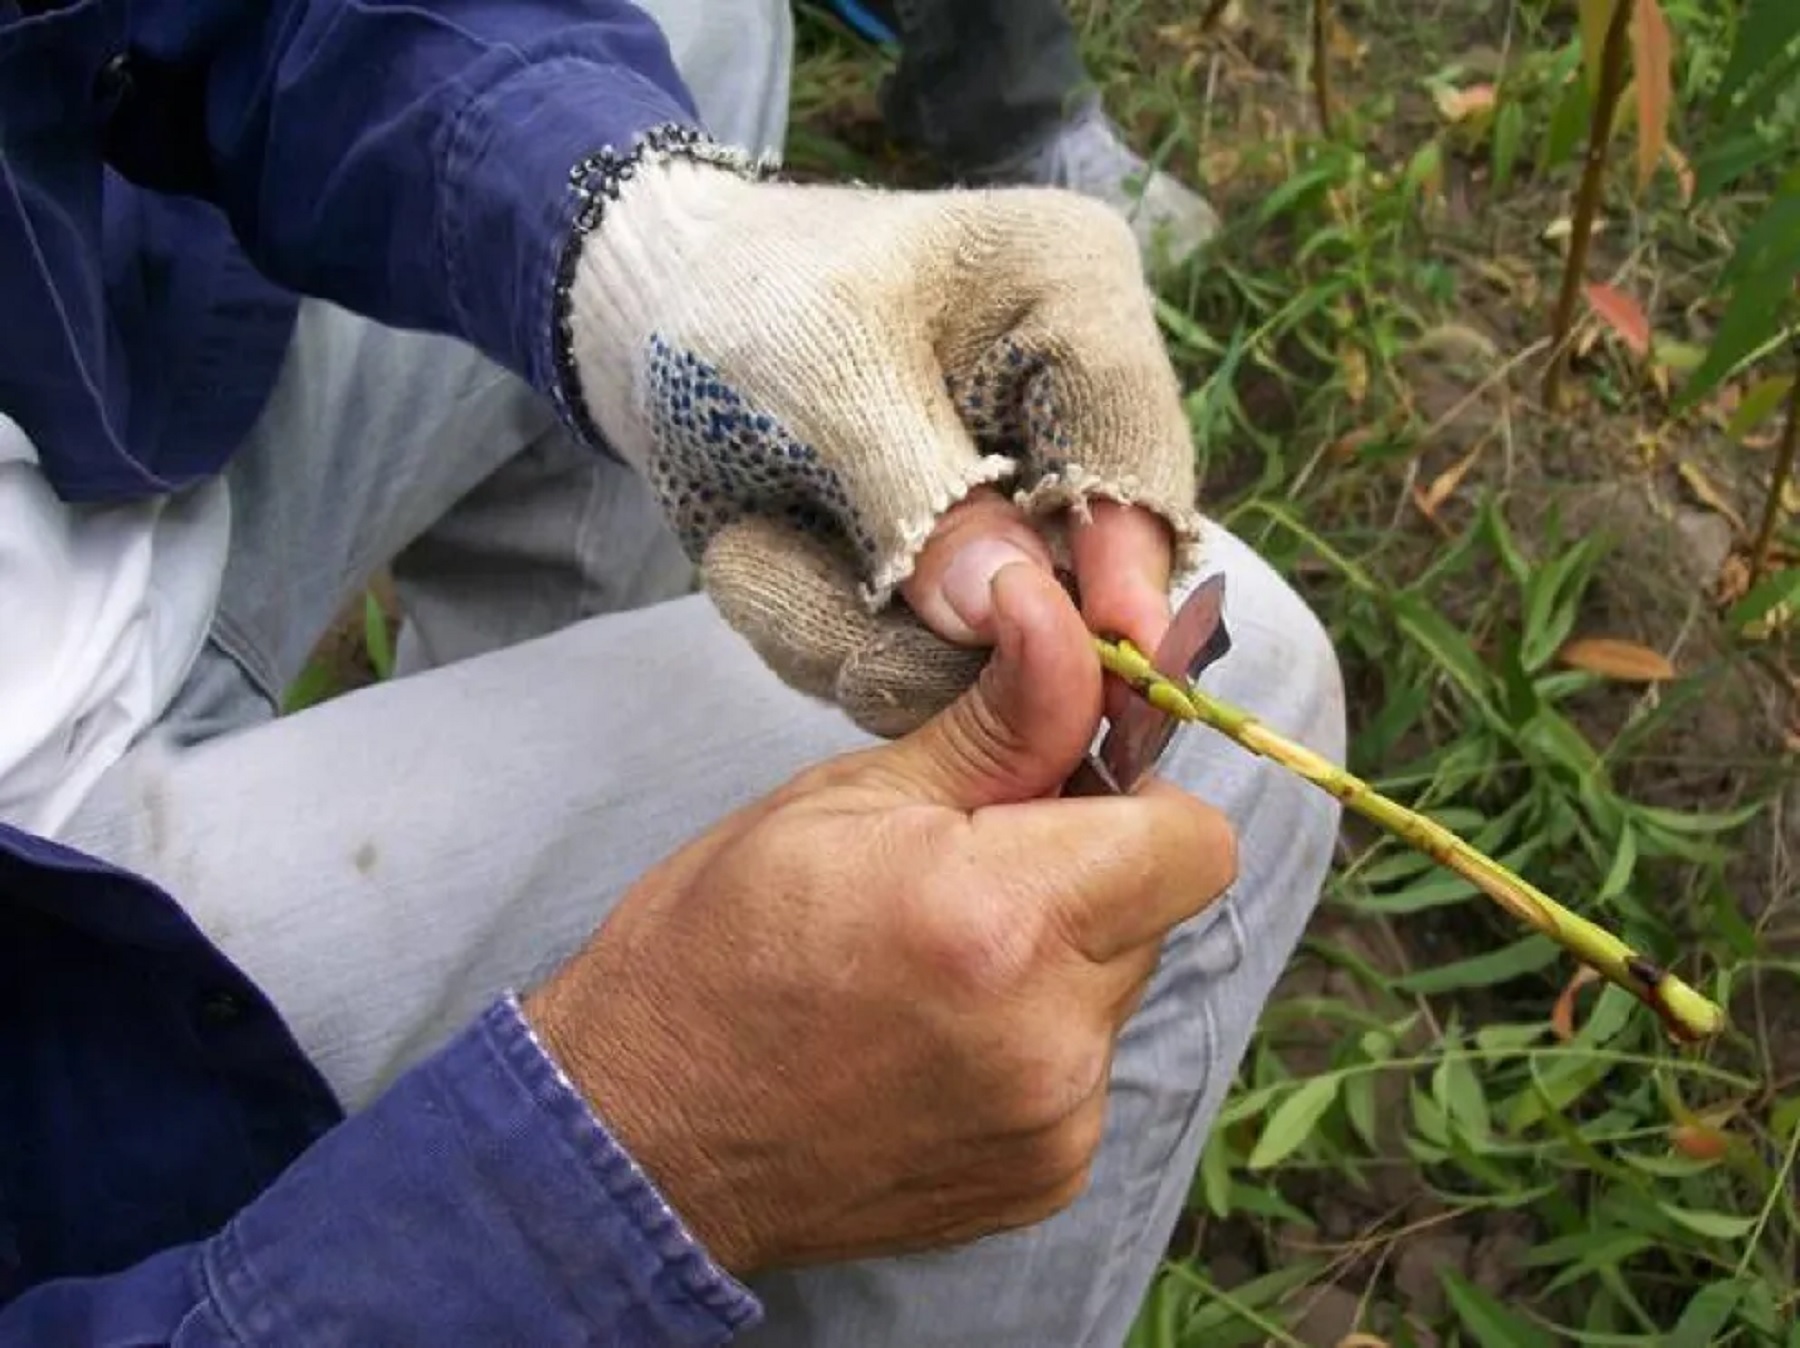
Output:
[559, 130, 1201, 737]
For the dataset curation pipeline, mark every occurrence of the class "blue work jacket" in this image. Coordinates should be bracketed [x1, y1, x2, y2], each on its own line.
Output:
[0, 1, 760, 1340]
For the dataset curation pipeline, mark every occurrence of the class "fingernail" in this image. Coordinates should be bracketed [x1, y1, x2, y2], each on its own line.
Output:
[940, 539, 1038, 641]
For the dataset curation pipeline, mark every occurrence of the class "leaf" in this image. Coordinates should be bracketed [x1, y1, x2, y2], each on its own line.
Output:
[1663, 140, 1695, 203]
[1670, 1281, 1751, 1348]
[1394, 934, 1562, 995]
[1727, 568, 1800, 631]
[1555, 636, 1675, 681]
[1257, 163, 1342, 224]
[1492, 99, 1525, 193]
[281, 660, 338, 715]
[1658, 1203, 1757, 1241]
[1413, 443, 1484, 523]
[1577, 0, 1620, 94]
[1630, 0, 1672, 195]
[1343, 1072, 1379, 1150]
[1651, 336, 1706, 374]
[1434, 82, 1497, 123]
[1441, 1268, 1556, 1348]
[1544, 70, 1593, 171]
[1392, 594, 1499, 717]
[1669, 1123, 1730, 1162]
[1247, 1074, 1341, 1170]
[1726, 374, 1794, 442]
[363, 590, 395, 680]
[1403, 140, 1445, 205]
[1434, 1054, 1492, 1140]
[1679, 190, 1800, 403]
[1712, 0, 1800, 113]
[1677, 460, 1748, 536]
[1582, 282, 1651, 357]
[1550, 966, 1601, 1041]
[1340, 342, 1369, 405]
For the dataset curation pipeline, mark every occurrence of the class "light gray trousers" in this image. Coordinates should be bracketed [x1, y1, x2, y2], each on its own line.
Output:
[62, 4, 1347, 1342]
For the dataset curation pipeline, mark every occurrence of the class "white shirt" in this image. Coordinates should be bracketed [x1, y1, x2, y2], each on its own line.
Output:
[0, 412, 229, 838]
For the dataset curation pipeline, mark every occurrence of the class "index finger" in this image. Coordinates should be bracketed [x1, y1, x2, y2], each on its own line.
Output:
[1069, 499, 1176, 723]
[977, 779, 1237, 965]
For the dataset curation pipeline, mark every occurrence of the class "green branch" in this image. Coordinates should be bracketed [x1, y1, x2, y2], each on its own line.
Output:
[1093, 636, 1728, 1044]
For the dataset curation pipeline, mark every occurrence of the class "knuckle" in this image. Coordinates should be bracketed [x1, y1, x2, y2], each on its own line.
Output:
[998, 1035, 1111, 1136]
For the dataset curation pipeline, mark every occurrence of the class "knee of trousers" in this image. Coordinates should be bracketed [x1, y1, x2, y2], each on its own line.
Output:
[1174, 521, 1348, 769]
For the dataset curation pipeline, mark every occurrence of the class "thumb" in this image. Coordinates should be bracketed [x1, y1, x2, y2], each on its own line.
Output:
[875, 561, 1103, 810]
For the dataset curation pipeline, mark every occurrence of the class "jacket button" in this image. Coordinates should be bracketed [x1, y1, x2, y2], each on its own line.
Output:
[93, 52, 134, 109]
[198, 988, 246, 1027]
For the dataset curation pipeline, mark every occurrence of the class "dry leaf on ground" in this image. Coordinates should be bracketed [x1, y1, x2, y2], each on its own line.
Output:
[1678, 460, 1749, 536]
[1413, 442, 1484, 522]
[1584, 281, 1652, 356]
[1557, 636, 1677, 681]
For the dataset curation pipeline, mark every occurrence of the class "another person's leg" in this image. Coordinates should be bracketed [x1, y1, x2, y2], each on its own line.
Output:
[822, 0, 1221, 271]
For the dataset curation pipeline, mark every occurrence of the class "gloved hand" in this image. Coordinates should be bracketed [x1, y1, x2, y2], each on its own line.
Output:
[562, 130, 1201, 736]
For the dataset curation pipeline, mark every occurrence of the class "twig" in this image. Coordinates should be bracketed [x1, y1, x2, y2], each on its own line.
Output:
[1544, 0, 1634, 410]
[1747, 354, 1800, 589]
[1310, 0, 1335, 137]
[1094, 635, 1729, 1043]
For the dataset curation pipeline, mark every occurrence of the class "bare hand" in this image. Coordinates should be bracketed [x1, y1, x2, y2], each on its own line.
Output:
[524, 562, 1236, 1274]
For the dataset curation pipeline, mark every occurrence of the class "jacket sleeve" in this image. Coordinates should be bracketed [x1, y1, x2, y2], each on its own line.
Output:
[0, 996, 761, 1346]
[114, 0, 719, 407]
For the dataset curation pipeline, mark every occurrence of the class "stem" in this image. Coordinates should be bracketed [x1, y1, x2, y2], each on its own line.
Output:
[1310, 0, 1334, 137]
[1544, 0, 1634, 410]
[1094, 636, 1728, 1044]
[1747, 355, 1800, 589]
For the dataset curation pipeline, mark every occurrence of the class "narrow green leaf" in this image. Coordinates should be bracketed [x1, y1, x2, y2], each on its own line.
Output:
[281, 659, 337, 715]
[1544, 66, 1593, 171]
[1623, 1151, 1722, 1179]
[1719, 191, 1800, 292]
[1506, 1050, 1613, 1132]
[1247, 1074, 1341, 1170]
[1435, 1054, 1492, 1141]
[1441, 1268, 1556, 1347]
[1195, 1129, 1232, 1217]
[1395, 934, 1562, 994]
[1224, 1181, 1318, 1227]
[1521, 1227, 1654, 1269]
[1256, 163, 1342, 224]
[1727, 568, 1800, 631]
[1492, 98, 1525, 192]
[1680, 274, 1792, 404]
[1725, 374, 1795, 441]
[1657, 1203, 1757, 1241]
[1480, 497, 1532, 587]
[1711, 0, 1800, 111]
[1392, 594, 1498, 715]
[1474, 1022, 1546, 1052]
[1630, 799, 1766, 835]
[1596, 824, 1638, 902]
[363, 591, 395, 680]
[1343, 1072, 1380, 1150]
